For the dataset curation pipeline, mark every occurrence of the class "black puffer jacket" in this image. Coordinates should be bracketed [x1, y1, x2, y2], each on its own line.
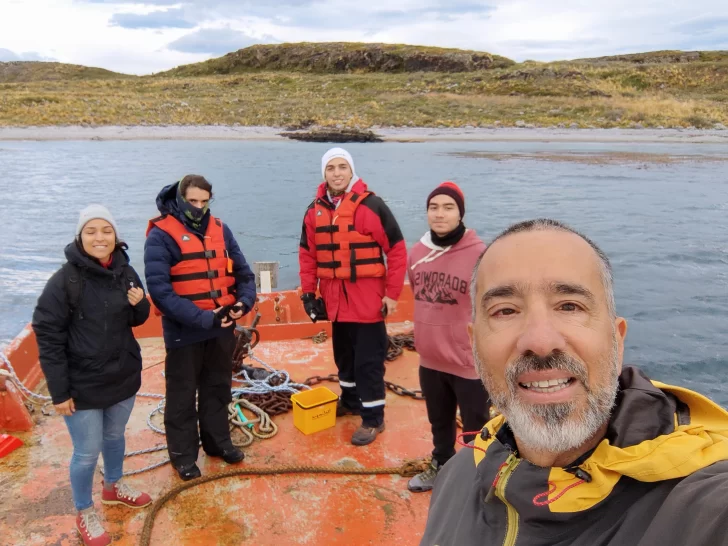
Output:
[32, 241, 150, 410]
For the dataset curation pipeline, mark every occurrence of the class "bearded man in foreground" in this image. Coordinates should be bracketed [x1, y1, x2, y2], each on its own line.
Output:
[420, 218, 728, 546]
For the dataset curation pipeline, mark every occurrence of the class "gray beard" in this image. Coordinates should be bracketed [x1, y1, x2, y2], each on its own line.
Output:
[474, 344, 619, 455]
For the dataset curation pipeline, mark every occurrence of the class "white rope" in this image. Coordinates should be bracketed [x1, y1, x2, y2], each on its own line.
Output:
[231, 353, 310, 396]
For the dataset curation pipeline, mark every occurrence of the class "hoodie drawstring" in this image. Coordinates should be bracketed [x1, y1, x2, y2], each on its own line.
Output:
[455, 428, 592, 508]
[410, 246, 452, 270]
[532, 467, 592, 506]
[456, 430, 490, 455]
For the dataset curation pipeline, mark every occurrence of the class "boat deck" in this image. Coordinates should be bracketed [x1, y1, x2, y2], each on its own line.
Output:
[0, 326, 438, 545]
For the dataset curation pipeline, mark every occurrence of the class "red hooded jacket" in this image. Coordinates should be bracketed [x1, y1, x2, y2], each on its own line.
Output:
[299, 179, 407, 322]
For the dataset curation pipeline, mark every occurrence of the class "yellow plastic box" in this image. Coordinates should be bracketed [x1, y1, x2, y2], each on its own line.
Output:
[291, 386, 339, 435]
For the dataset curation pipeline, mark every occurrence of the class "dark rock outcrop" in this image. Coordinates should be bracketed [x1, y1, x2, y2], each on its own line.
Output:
[279, 128, 383, 143]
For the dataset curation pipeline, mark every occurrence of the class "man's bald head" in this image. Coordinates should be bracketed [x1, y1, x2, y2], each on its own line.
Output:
[470, 219, 616, 320]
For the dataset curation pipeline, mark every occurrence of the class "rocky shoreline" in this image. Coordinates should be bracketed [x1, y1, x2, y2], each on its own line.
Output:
[0, 124, 727, 143]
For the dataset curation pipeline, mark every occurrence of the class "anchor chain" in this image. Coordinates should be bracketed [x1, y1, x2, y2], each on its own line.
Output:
[303, 373, 424, 401]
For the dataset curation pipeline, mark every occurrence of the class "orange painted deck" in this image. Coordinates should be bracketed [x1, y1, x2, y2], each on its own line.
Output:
[0, 286, 438, 545]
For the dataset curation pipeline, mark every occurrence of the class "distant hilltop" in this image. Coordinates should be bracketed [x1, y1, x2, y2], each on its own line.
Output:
[0, 61, 129, 83]
[154, 42, 515, 77]
[571, 50, 728, 64]
[1, 42, 726, 130]
[1, 43, 727, 83]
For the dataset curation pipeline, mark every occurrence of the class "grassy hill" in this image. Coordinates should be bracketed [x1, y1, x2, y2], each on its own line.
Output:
[571, 50, 728, 64]
[0, 44, 726, 129]
[155, 42, 515, 77]
[0, 61, 130, 83]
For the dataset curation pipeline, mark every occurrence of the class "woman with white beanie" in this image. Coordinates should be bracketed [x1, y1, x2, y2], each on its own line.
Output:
[32, 204, 152, 546]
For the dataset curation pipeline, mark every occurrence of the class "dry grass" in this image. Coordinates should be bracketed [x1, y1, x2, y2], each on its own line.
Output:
[0, 61, 129, 83]
[0, 58, 726, 128]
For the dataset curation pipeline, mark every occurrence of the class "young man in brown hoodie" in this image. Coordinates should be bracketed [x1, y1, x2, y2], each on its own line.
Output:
[407, 181, 491, 492]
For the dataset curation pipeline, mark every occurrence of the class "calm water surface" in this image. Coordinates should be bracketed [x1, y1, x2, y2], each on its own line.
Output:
[1, 139, 726, 404]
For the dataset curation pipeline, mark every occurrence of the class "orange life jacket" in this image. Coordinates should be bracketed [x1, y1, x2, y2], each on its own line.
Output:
[314, 191, 385, 282]
[146, 215, 236, 312]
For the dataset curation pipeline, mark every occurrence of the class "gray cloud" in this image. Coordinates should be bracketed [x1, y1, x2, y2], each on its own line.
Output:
[83, 0, 495, 26]
[0, 48, 56, 62]
[370, 4, 494, 24]
[502, 38, 608, 51]
[110, 8, 195, 29]
[85, 0, 313, 11]
[166, 27, 279, 54]
[85, 0, 181, 4]
[672, 16, 728, 36]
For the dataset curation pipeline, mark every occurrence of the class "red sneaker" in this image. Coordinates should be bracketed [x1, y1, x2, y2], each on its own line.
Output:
[76, 509, 111, 546]
[101, 480, 152, 508]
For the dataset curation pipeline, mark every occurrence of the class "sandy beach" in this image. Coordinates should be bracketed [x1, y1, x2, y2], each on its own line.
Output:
[0, 125, 727, 143]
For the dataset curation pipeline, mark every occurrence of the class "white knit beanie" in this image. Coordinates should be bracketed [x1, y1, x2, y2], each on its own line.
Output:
[321, 147, 358, 187]
[76, 204, 120, 240]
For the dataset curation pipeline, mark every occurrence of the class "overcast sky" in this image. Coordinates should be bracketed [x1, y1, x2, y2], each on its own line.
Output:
[1, 0, 727, 75]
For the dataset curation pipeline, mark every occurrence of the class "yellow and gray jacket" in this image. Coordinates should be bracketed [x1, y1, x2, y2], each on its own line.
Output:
[421, 367, 728, 546]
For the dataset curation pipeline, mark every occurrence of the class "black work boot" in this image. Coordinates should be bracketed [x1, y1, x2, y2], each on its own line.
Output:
[221, 447, 245, 464]
[175, 462, 202, 481]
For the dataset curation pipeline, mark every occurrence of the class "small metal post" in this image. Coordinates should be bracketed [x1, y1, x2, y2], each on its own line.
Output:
[253, 262, 279, 294]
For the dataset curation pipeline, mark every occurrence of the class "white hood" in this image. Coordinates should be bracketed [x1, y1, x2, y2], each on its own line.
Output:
[410, 230, 464, 270]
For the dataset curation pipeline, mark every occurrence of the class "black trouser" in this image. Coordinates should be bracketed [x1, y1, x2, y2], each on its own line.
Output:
[164, 329, 236, 466]
[332, 321, 388, 428]
[419, 366, 491, 466]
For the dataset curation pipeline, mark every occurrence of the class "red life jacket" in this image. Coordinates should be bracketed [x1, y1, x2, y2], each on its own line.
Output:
[314, 191, 385, 282]
[146, 215, 236, 312]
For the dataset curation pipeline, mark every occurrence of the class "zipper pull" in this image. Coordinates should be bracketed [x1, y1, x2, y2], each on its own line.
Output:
[485, 484, 497, 504]
[485, 463, 506, 503]
[485, 454, 516, 503]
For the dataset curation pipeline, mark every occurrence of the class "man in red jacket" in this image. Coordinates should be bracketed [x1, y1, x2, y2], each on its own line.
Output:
[299, 147, 407, 445]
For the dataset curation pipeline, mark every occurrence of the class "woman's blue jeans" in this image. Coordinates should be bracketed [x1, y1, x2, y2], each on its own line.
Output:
[63, 395, 135, 511]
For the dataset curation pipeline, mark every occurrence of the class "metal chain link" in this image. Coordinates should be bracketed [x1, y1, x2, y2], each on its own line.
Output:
[302, 331, 417, 361]
[384, 380, 425, 400]
[0, 349, 53, 402]
[303, 373, 340, 387]
[303, 373, 425, 401]
[386, 332, 416, 361]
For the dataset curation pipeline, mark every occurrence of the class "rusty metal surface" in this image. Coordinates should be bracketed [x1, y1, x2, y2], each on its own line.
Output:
[0, 331, 440, 545]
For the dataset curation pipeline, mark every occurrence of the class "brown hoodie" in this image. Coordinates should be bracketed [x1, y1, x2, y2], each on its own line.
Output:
[407, 229, 486, 379]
